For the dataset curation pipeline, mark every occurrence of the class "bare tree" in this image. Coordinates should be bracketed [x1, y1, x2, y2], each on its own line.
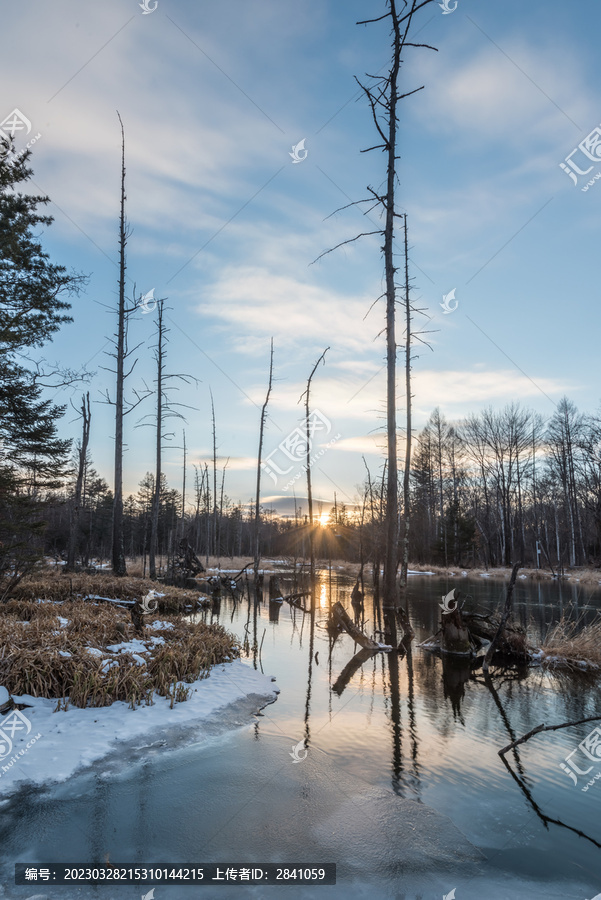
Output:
[253, 339, 274, 583]
[66, 393, 91, 571]
[138, 298, 195, 579]
[399, 215, 412, 589]
[210, 388, 218, 557]
[112, 111, 129, 576]
[356, 1, 436, 606]
[299, 347, 329, 585]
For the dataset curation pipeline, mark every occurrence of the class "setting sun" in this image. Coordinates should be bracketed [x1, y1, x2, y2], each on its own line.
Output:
[318, 512, 329, 527]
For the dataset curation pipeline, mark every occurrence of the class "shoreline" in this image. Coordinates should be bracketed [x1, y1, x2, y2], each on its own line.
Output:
[0, 659, 279, 799]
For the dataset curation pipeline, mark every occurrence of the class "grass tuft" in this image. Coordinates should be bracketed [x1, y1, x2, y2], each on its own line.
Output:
[541, 615, 601, 671]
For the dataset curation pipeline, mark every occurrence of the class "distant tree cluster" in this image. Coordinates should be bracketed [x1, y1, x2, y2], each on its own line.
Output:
[408, 401, 601, 570]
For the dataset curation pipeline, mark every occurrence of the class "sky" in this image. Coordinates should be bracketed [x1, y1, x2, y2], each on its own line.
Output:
[2, 0, 600, 518]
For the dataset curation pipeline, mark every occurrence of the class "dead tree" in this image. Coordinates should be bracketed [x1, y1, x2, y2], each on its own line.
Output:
[313, 1, 436, 614]
[106, 113, 151, 576]
[483, 562, 521, 673]
[210, 388, 218, 557]
[253, 339, 274, 583]
[399, 215, 412, 589]
[66, 393, 91, 571]
[357, 3, 436, 607]
[112, 112, 128, 577]
[299, 347, 329, 586]
[137, 298, 195, 579]
[330, 600, 384, 651]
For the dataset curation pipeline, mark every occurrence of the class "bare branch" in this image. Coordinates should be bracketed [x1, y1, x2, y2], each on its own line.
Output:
[310, 231, 382, 265]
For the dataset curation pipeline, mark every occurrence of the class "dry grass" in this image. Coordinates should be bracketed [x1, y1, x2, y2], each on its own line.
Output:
[541, 615, 601, 671]
[8, 571, 208, 613]
[0, 595, 238, 709]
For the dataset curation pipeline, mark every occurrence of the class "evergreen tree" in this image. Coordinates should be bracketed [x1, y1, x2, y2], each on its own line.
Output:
[0, 138, 85, 596]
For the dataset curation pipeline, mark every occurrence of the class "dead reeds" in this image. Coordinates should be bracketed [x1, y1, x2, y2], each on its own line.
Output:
[541, 614, 601, 671]
[0, 596, 239, 709]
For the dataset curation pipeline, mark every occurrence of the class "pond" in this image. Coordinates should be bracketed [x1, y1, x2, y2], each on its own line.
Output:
[1, 571, 601, 899]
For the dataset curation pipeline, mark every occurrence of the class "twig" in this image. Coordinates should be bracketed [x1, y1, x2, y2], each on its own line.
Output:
[498, 714, 601, 757]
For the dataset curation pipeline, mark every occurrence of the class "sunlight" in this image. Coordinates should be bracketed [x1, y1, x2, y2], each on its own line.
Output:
[319, 512, 329, 527]
[319, 582, 328, 609]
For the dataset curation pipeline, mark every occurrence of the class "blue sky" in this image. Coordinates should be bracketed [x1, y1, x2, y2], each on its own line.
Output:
[2, 0, 600, 516]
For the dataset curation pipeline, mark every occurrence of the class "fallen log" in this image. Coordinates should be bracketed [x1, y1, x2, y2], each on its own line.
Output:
[330, 601, 383, 651]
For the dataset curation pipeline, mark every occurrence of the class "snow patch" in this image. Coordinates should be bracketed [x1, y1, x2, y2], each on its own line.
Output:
[0, 660, 278, 796]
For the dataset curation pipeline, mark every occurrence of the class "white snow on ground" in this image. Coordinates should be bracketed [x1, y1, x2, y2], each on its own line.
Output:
[407, 569, 434, 575]
[0, 660, 279, 797]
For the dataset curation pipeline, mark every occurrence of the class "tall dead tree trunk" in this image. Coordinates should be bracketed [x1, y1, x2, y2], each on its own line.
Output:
[381, 7, 401, 608]
[181, 429, 186, 541]
[210, 388, 218, 558]
[149, 298, 165, 580]
[300, 347, 329, 588]
[112, 111, 128, 576]
[254, 339, 274, 583]
[356, 0, 436, 608]
[399, 215, 412, 589]
[67, 393, 91, 571]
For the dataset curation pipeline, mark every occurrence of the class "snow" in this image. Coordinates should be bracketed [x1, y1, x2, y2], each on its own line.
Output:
[407, 569, 434, 575]
[106, 636, 164, 654]
[480, 573, 491, 577]
[83, 594, 134, 606]
[149, 619, 174, 630]
[0, 659, 279, 797]
[0, 686, 9, 706]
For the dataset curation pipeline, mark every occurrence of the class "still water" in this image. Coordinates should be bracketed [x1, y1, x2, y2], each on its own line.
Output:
[1, 571, 601, 899]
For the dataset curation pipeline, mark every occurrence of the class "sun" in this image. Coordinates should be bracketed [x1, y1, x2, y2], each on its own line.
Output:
[318, 512, 329, 527]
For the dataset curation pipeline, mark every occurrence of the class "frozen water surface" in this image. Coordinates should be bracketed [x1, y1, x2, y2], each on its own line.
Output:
[1, 572, 601, 899]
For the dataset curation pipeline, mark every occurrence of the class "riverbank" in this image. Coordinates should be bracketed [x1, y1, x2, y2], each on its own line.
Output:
[0, 577, 279, 797]
[0, 659, 279, 798]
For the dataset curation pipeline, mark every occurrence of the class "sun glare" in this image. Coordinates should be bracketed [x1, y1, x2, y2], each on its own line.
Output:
[319, 512, 329, 527]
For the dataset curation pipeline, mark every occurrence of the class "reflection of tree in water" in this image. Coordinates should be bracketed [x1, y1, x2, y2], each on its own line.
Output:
[484, 673, 601, 851]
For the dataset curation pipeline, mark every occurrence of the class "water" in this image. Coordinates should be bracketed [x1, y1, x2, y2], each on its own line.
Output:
[1, 571, 601, 899]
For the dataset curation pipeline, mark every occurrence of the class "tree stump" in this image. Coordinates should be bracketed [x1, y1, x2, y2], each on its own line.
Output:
[440, 605, 471, 656]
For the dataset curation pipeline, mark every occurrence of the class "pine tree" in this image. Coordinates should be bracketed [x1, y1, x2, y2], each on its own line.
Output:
[0, 138, 85, 596]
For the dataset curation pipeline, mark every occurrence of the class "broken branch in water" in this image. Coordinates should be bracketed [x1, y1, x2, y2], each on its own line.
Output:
[498, 714, 601, 757]
[482, 562, 521, 674]
[330, 601, 388, 651]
